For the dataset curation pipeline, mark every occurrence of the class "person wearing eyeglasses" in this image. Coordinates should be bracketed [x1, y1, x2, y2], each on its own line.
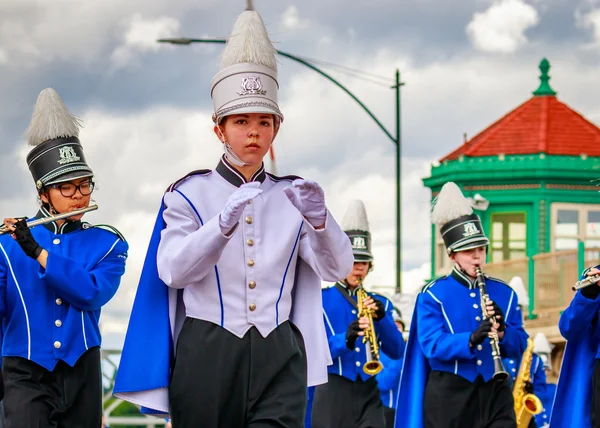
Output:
[0, 88, 128, 428]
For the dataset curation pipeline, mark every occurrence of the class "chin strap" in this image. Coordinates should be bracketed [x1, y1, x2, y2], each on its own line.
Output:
[216, 124, 249, 167]
[223, 142, 248, 167]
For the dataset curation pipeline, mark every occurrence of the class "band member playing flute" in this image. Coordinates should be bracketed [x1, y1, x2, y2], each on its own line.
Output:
[0, 88, 128, 428]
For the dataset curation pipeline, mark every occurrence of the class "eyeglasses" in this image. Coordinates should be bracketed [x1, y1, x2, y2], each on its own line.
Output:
[49, 181, 95, 197]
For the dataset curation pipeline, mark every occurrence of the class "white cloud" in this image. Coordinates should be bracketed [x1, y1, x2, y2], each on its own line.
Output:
[111, 14, 181, 69]
[576, 8, 600, 45]
[0, 0, 193, 69]
[466, 0, 539, 53]
[281, 6, 310, 31]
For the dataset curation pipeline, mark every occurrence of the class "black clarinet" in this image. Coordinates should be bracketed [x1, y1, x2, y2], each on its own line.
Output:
[475, 266, 509, 381]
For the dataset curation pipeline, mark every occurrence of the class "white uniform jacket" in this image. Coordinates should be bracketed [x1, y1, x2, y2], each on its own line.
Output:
[114, 156, 354, 415]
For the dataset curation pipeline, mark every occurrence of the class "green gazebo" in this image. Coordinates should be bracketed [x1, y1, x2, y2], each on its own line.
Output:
[423, 59, 600, 348]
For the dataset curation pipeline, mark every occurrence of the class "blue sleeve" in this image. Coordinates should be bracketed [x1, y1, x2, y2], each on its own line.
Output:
[417, 290, 474, 361]
[377, 357, 403, 391]
[377, 302, 406, 360]
[39, 239, 129, 311]
[531, 355, 547, 398]
[559, 291, 600, 342]
[322, 308, 350, 360]
[498, 291, 528, 359]
[0, 247, 6, 319]
[542, 383, 556, 414]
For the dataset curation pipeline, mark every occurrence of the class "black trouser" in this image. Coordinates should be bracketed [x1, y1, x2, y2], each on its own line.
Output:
[2, 347, 102, 428]
[423, 371, 516, 428]
[312, 374, 386, 428]
[593, 359, 600, 428]
[169, 318, 307, 428]
[383, 407, 395, 428]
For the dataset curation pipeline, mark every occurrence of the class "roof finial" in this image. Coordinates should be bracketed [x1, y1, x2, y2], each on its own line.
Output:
[533, 58, 557, 97]
[246, 0, 254, 11]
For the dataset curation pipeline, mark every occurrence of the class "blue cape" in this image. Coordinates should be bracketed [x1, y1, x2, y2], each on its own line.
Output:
[549, 329, 595, 427]
[113, 202, 177, 416]
[394, 295, 429, 428]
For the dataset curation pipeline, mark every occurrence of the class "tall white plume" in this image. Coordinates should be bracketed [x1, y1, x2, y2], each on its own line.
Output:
[533, 332, 553, 354]
[26, 88, 82, 146]
[508, 276, 529, 307]
[219, 10, 278, 72]
[431, 182, 473, 226]
[342, 200, 370, 232]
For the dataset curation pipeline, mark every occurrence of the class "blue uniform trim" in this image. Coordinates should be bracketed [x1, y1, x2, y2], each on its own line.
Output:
[0, 243, 32, 359]
[276, 222, 303, 325]
[174, 189, 225, 327]
[425, 290, 455, 333]
[425, 289, 459, 375]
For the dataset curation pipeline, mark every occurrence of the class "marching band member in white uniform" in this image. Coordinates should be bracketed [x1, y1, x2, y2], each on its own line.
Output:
[114, 7, 354, 428]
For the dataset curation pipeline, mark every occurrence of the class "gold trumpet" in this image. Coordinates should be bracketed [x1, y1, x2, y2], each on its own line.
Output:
[0, 204, 98, 236]
[356, 277, 383, 376]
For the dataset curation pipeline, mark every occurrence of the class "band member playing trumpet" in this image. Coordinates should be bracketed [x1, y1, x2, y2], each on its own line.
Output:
[550, 265, 600, 428]
[113, 7, 353, 427]
[396, 182, 527, 428]
[312, 200, 405, 428]
[0, 88, 128, 428]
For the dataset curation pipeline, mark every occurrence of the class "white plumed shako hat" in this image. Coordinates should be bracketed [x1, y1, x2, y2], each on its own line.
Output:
[211, 7, 282, 124]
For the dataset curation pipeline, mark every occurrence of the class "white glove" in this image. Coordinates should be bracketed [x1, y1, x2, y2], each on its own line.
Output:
[219, 182, 263, 234]
[283, 179, 327, 227]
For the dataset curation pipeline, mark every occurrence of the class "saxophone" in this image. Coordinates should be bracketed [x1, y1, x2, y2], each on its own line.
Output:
[356, 277, 383, 376]
[513, 337, 543, 428]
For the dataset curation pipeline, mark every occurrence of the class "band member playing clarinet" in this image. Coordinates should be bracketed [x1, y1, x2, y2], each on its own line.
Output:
[113, 6, 354, 427]
[396, 182, 527, 428]
[0, 88, 128, 428]
[312, 200, 405, 428]
[550, 265, 600, 428]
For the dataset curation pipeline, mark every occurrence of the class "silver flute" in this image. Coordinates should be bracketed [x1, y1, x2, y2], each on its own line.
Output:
[0, 204, 98, 236]
[573, 274, 600, 291]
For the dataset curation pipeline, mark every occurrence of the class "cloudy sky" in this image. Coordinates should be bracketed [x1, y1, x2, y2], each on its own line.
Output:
[2, 0, 600, 348]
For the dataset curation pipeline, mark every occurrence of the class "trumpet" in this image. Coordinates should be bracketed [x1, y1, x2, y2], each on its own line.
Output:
[356, 277, 383, 376]
[475, 266, 509, 381]
[0, 204, 98, 236]
[573, 274, 600, 291]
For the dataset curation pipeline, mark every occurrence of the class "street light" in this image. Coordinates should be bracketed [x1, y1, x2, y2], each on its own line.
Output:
[157, 38, 405, 293]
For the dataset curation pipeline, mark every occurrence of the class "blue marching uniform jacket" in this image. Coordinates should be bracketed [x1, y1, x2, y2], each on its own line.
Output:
[321, 284, 405, 381]
[395, 267, 528, 428]
[550, 267, 600, 428]
[503, 354, 552, 427]
[377, 351, 403, 409]
[0, 208, 128, 370]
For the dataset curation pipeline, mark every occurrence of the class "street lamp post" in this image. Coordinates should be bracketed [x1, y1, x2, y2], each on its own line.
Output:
[158, 37, 405, 293]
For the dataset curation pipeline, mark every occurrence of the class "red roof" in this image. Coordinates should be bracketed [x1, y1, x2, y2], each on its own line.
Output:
[441, 95, 600, 162]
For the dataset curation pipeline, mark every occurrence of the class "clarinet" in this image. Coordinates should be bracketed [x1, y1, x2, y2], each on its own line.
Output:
[475, 266, 509, 381]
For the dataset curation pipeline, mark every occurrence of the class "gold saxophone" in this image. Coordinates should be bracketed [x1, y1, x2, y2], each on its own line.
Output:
[514, 337, 543, 428]
[356, 277, 383, 376]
